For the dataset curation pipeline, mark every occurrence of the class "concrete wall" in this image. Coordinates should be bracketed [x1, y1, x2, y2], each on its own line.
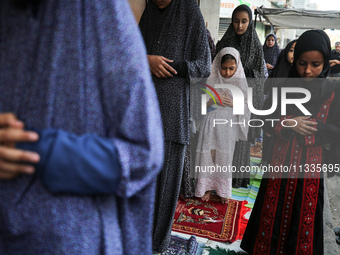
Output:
[255, 21, 267, 45]
[128, 0, 146, 23]
[199, 0, 220, 44]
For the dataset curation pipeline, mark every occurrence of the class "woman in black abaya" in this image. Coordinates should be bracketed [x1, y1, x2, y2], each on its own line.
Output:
[139, 0, 211, 252]
[216, 5, 266, 188]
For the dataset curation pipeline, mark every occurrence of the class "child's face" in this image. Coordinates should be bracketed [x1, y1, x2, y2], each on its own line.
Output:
[266, 36, 275, 48]
[287, 42, 296, 64]
[152, 0, 172, 9]
[232, 11, 249, 36]
[296, 50, 324, 78]
[220, 59, 237, 78]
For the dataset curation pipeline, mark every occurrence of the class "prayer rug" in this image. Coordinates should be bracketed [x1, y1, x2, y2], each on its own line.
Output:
[172, 197, 250, 243]
[160, 235, 199, 255]
[232, 157, 263, 209]
[250, 141, 262, 158]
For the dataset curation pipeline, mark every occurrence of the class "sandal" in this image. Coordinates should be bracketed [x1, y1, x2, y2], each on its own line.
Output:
[334, 228, 340, 237]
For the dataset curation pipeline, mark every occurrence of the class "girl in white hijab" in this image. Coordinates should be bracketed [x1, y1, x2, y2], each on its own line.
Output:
[195, 47, 250, 204]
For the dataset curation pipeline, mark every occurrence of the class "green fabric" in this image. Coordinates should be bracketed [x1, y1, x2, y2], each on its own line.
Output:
[231, 157, 263, 209]
[205, 246, 247, 255]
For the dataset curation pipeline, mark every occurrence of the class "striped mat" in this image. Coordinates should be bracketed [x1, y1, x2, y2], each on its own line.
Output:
[231, 157, 263, 209]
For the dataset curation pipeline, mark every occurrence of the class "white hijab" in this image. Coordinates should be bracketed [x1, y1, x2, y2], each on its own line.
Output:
[206, 47, 250, 141]
[207, 47, 247, 104]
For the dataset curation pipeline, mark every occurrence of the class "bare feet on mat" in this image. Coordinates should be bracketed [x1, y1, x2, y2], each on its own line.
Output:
[220, 197, 229, 204]
[201, 190, 212, 201]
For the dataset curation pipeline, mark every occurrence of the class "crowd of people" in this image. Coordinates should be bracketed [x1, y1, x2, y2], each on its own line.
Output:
[0, 0, 339, 254]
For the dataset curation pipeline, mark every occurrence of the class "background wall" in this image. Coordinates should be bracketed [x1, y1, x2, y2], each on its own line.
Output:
[199, 0, 221, 44]
[128, 0, 146, 23]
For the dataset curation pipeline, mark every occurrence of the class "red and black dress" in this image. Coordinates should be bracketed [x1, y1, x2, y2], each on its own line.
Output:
[241, 29, 340, 255]
[240, 77, 340, 255]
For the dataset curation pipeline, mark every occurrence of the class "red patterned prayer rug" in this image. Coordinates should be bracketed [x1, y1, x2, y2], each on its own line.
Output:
[172, 196, 250, 242]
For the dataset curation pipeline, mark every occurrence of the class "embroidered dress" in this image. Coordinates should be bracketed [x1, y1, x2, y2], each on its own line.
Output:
[262, 40, 298, 164]
[241, 30, 340, 255]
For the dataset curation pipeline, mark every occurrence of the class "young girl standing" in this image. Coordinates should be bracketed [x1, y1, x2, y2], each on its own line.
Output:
[216, 5, 266, 188]
[195, 47, 250, 204]
[241, 30, 340, 255]
[263, 33, 281, 76]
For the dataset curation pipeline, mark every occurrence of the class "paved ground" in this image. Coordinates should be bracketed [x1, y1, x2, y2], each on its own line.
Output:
[324, 174, 340, 254]
[168, 175, 340, 255]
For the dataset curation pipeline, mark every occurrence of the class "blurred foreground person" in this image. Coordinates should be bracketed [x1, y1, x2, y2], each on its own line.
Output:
[0, 0, 163, 254]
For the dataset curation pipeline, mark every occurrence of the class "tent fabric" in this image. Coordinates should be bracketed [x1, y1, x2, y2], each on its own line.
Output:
[256, 6, 340, 30]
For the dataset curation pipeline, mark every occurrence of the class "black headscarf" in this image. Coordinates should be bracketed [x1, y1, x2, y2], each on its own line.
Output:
[139, 0, 211, 144]
[286, 30, 337, 117]
[291, 30, 331, 78]
[263, 33, 280, 75]
[10, 0, 39, 7]
[264, 40, 297, 95]
[269, 39, 297, 79]
[215, 4, 266, 79]
[231, 4, 253, 33]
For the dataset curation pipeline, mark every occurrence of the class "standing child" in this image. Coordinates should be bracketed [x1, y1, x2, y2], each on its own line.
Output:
[195, 47, 250, 204]
[263, 33, 281, 76]
[241, 30, 340, 255]
[215, 4, 266, 188]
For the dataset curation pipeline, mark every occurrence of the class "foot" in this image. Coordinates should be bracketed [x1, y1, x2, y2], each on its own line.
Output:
[179, 193, 189, 201]
[211, 150, 216, 165]
[334, 228, 340, 237]
[201, 191, 212, 202]
[220, 197, 229, 204]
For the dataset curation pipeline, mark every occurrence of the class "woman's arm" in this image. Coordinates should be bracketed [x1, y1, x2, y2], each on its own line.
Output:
[16, 129, 122, 194]
[184, 6, 211, 79]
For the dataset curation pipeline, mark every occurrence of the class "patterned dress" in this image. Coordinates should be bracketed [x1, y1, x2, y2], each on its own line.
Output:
[181, 28, 217, 199]
[139, 0, 211, 252]
[215, 4, 266, 188]
[263, 33, 281, 76]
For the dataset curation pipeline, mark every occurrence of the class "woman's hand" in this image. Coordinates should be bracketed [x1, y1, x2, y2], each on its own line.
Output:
[284, 116, 318, 136]
[147, 55, 177, 78]
[266, 63, 274, 70]
[0, 113, 40, 179]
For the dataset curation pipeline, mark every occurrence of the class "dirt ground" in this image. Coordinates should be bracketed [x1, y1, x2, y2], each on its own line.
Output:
[324, 174, 340, 254]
